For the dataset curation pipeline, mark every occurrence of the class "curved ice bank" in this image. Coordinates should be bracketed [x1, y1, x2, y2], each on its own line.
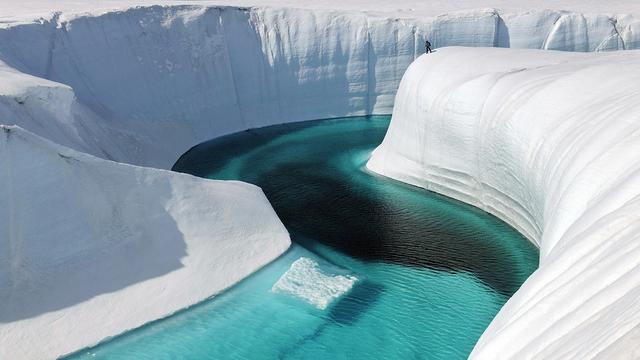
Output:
[1, 4, 640, 168]
[367, 47, 640, 358]
[0, 125, 290, 359]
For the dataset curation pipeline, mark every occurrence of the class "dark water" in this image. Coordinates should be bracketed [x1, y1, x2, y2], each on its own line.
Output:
[66, 116, 538, 360]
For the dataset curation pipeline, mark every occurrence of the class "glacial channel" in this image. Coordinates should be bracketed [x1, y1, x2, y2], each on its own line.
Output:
[65, 116, 538, 359]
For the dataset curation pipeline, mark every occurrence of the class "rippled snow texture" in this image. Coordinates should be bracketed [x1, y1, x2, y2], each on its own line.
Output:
[368, 47, 640, 359]
[2, 2, 640, 359]
[1, 5, 640, 168]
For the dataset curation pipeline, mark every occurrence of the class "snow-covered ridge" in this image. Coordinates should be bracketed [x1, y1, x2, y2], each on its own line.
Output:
[0, 124, 290, 359]
[2, 3, 640, 359]
[368, 47, 640, 358]
[1, 5, 639, 168]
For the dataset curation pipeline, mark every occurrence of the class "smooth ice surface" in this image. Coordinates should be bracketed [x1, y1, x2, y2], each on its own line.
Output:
[65, 116, 537, 360]
[368, 47, 640, 359]
[1, 3, 640, 168]
[0, 125, 290, 360]
[272, 257, 358, 310]
[1, 1, 639, 358]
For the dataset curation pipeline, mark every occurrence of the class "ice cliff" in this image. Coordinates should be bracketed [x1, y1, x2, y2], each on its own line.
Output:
[0, 125, 290, 358]
[368, 47, 640, 359]
[1, 5, 640, 168]
[2, 2, 640, 359]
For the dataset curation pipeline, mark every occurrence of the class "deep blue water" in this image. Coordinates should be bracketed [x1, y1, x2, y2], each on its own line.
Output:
[66, 116, 538, 360]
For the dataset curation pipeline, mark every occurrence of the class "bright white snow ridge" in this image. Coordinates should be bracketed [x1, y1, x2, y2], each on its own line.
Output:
[368, 47, 640, 358]
[1, 1, 640, 359]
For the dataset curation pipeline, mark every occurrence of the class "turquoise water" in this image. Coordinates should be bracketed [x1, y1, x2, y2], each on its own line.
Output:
[66, 116, 538, 360]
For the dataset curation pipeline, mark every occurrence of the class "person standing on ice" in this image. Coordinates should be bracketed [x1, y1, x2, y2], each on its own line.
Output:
[425, 40, 432, 53]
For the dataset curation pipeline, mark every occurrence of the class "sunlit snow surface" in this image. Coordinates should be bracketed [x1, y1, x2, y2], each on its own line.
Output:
[1, 5, 640, 169]
[368, 48, 640, 359]
[1, 3, 639, 358]
[65, 116, 538, 359]
[0, 125, 290, 360]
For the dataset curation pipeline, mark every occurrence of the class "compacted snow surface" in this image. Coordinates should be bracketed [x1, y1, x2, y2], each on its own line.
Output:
[0, 125, 290, 359]
[1, 1, 640, 168]
[0, 0, 640, 359]
[368, 47, 640, 359]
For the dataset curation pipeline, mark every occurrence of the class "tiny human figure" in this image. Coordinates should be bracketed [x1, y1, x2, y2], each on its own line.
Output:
[425, 40, 432, 53]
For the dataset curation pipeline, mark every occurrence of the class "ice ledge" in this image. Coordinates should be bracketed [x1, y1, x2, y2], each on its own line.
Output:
[0, 125, 291, 359]
[368, 47, 640, 358]
[1, 5, 639, 168]
[3, 1, 640, 27]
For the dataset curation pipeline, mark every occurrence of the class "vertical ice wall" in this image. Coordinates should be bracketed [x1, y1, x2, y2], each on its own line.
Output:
[1, 5, 640, 358]
[367, 47, 640, 359]
[1, 5, 638, 168]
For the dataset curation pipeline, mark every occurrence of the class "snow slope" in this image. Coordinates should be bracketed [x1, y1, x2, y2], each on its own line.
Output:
[1, 4, 639, 168]
[2, 2, 640, 359]
[0, 125, 290, 359]
[368, 47, 640, 359]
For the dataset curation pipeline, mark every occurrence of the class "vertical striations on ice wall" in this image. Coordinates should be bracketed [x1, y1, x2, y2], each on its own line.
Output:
[0, 5, 639, 168]
[1, 3, 640, 359]
[367, 47, 640, 359]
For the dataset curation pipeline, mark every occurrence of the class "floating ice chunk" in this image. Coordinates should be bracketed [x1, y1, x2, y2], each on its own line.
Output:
[272, 257, 358, 310]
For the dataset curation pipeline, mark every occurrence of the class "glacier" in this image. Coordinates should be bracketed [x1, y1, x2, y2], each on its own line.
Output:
[1, 3, 640, 168]
[0, 124, 290, 359]
[368, 47, 640, 359]
[1, 1, 640, 359]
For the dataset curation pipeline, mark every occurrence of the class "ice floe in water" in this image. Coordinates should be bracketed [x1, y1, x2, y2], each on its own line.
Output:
[272, 257, 358, 310]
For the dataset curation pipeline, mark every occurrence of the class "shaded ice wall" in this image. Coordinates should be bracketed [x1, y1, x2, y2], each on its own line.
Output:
[368, 47, 640, 359]
[1, 5, 639, 168]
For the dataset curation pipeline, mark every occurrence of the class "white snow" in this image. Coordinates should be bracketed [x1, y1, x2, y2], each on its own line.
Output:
[367, 47, 640, 359]
[1, 3, 639, 168]
[0, 125, 290, 359]
[1, 1, 640, 359]
[3, 1, 640, 27]
[272, 257, 357, 310]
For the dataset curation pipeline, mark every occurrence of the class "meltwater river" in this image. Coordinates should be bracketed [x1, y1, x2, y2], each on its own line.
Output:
[67, 116, 538, 359]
